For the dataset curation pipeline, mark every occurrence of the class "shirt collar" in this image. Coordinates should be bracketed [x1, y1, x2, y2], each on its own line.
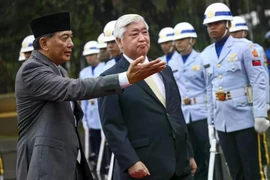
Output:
[123, 54, 149, 64]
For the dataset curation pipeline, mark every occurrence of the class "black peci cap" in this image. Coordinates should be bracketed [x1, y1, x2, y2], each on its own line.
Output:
[29, 12, 71, 38]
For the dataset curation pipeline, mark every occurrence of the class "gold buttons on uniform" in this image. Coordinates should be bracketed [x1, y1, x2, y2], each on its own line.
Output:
[218, 75, 222, 79]
[217, 64, 221, 67]
[219, 86, 222, 90]
[232, 66, 235, 70]
[242, 101, 245, 104]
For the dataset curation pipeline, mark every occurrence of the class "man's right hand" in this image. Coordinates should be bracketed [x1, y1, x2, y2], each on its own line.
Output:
[127, 56, 166, 84]
[128, 161, 150, 179]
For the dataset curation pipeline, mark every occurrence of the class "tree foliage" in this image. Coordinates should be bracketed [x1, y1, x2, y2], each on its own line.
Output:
[0, 0, 269, 93]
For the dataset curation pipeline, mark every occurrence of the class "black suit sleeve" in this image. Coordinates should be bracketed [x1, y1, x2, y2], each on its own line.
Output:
[98, 73, 140, 172]
[166, 66, 194, 158]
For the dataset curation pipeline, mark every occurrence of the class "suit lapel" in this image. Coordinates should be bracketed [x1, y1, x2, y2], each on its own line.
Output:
[73, 101, 84, 122]
[136, 80, 164, 107]
[32, 50, 62, 76]
[159, 68, 170, 107]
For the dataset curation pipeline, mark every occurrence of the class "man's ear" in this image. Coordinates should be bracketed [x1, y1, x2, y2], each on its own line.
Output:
[39, 37, 49, 51]
[192, 38, 196, 46]
[116, 37, 123, 50]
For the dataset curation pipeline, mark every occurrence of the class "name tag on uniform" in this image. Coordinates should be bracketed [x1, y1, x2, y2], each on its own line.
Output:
[204, 64, 210, 68]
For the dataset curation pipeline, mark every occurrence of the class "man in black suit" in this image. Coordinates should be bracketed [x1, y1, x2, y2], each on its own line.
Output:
[98, 14, 197, 180]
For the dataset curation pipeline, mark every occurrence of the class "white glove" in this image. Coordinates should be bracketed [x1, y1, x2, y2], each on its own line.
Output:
[267, 104, 270, 111]
[82, 121, 88, 130]
[254, 118, 270, 134]
[208, 125, 216, 142]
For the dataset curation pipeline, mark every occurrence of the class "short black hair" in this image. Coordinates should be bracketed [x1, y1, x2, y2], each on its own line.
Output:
[33, 33, 55, 50]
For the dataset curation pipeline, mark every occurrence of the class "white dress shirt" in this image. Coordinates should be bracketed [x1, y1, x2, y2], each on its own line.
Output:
[123, 54, 166, 100]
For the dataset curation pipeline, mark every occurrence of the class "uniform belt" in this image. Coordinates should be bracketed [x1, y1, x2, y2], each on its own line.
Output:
[214, 88, 246, 101]
[182, 95, 206, 105]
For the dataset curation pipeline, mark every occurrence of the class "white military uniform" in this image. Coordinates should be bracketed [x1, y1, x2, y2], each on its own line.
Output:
[168, 50, 207, 124]
[80, 63, 104, 129]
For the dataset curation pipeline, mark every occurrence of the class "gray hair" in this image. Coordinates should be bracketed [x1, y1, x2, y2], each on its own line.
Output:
[114, 14, 149, 40]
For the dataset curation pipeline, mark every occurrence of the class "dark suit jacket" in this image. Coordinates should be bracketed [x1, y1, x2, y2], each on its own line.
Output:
[98, 56, 194, 180]
[15, 50, 123, 180]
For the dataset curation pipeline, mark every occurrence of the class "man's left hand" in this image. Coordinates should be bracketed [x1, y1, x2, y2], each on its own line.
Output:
[189, 158, 197, 175]
[254, 117, 270, 134]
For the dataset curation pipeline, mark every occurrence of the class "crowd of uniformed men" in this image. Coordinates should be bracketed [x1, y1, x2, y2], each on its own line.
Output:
[17, 2, 270, 180]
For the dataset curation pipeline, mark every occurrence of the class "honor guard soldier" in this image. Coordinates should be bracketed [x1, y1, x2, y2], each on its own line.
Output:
[80, 41, 104, 168]
[230, 16, 270, 178]
[265, 31, 270, 73]
[97, 33, 110, 66]
[18, 35, 35, 62]
[103, 20, 122, 71]
[168, 22, 210, 180]
[157, 27, 178, 64]
[201, 3, 270, 180]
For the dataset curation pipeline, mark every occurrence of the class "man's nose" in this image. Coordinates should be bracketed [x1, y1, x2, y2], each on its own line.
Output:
[138, 33, 146, 41]
[68, 38, 74, 48]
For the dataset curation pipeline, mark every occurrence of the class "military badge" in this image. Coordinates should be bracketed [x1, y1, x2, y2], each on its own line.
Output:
[206, 10, 215, 18]
[252, 49, 259, 58]
[175, 29, 181, 35]
[105, 30, 112, 37]
[228, 53, 238, 62]
[90, 99, 95, 105]
[191, 65, 200, 71]
[252, 60, 261, 66]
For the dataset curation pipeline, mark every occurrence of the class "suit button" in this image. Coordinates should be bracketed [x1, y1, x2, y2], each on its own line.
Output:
[217, 64, 221, 68]
[232, 66, 235, 70]
[218, 75, 222, 79]
[167, 113, 170, 117]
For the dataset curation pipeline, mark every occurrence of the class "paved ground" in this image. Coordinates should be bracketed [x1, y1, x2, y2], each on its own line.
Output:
[1, 131, 270, 180]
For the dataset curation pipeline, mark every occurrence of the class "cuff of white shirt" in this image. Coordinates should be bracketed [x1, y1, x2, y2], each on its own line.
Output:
[118, 72, 130, 89]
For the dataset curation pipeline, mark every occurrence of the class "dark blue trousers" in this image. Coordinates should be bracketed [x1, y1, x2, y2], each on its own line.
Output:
[187, 119, 210, 180]
[218, 128, 266, 180]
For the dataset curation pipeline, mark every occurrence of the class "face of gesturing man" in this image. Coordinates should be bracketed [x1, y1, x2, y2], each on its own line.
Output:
[40, 30, 74, 65]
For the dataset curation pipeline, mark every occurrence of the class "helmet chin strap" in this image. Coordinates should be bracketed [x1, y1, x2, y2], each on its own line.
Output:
[168, 41, 175, 53]
[241, 31, 245, 38]
[181, 38, 192, 54]
[216, 21, 229, 42]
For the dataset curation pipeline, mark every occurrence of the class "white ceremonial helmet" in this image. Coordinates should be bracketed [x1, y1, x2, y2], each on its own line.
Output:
[20, 35, 34, 53]
[103, 20, 116, 42]
[158, 27, 175, 44]
[174, 22, 197, 40]
[230, 16, 249, 32]
[82, 41, 100, 56]
[203, 3, 233, 25]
